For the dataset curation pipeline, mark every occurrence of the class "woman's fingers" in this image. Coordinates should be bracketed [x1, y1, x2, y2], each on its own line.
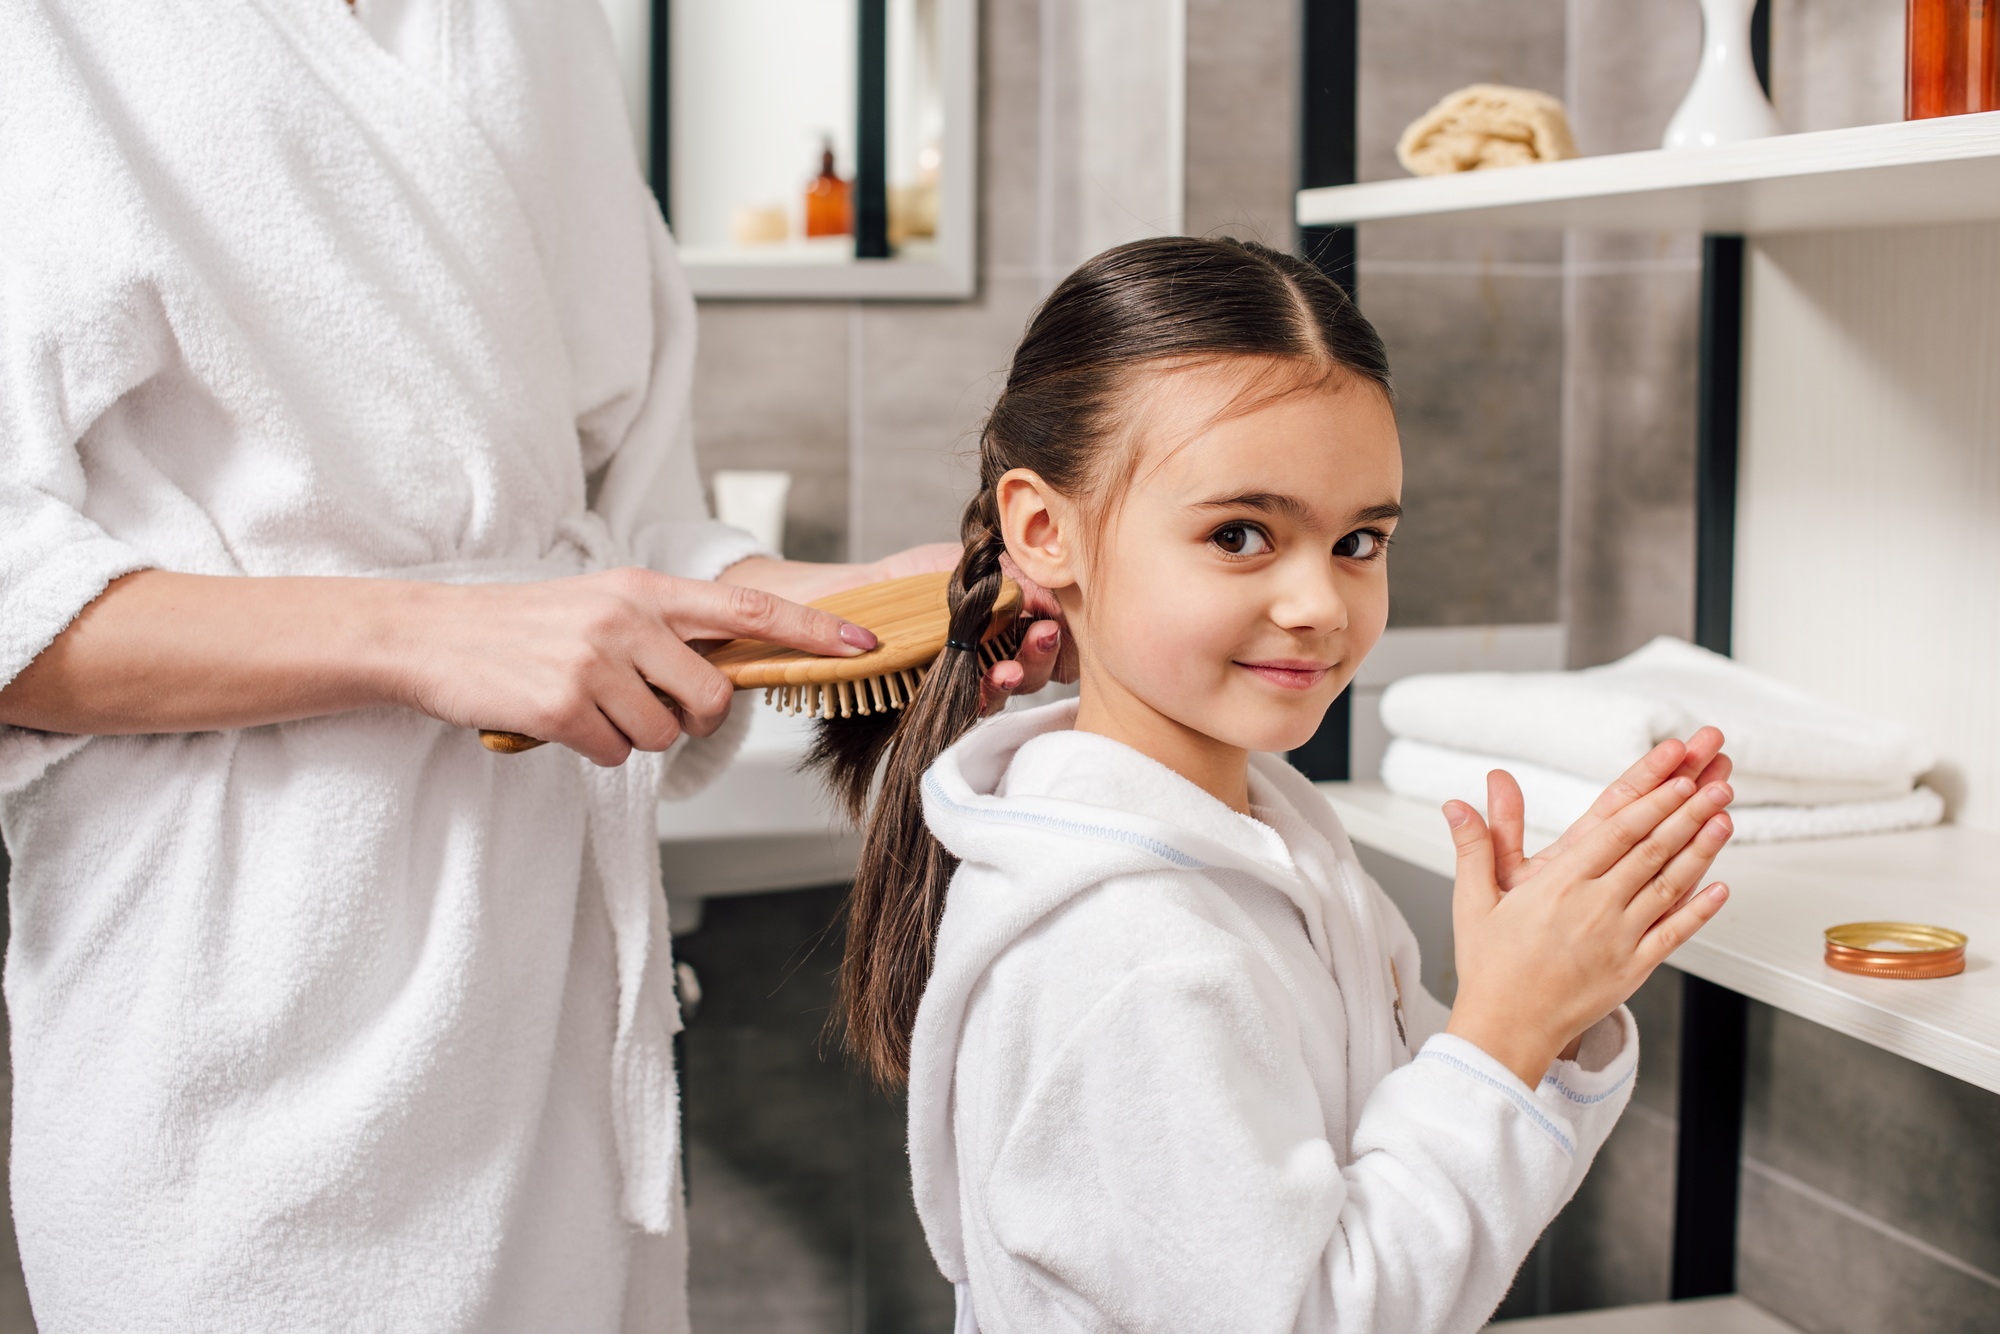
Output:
[982, 620, 1060, 714]
[1625, 810, 1734, 926]
[650, 574, 877, 658]
[632, 635, 737, 739]
[1602, 781, 1736, 899]
[1487, 769, 1529, 888]
[1637, 881, 1731, 969]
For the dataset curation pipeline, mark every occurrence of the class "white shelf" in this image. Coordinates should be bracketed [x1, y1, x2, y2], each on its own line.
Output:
[1319, 781, 2000, 1095]
[1295, 113, 2000, 233]
[1490, 1295, 1799, 1333]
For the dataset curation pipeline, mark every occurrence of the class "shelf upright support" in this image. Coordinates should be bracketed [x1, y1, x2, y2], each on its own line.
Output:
[855, 0, 891, 260]
[1674, 4, 1766, 1296]
[1288, 0, 1360, 783]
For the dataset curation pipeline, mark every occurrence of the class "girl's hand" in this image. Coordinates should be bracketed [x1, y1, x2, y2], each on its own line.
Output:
[1441, 766, 1736, 1086]
[402, 569, 876, 767]
[1490, 727, 1733, 891]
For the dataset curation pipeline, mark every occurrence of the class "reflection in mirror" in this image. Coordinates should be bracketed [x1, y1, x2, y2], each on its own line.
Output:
[660, 0, 975, 300]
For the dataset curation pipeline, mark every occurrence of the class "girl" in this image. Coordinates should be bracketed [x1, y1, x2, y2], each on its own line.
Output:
[820, 237, 1738, 1332]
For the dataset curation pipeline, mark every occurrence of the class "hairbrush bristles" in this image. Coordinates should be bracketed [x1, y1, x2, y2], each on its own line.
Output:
[763, 618, 1026, 722]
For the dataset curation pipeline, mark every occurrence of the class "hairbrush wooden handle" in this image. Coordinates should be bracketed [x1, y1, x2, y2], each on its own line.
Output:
[477, 571, 1021, 754]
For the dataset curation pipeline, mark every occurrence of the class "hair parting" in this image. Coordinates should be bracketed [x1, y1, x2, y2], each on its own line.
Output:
[816, 236, 1392, 1088]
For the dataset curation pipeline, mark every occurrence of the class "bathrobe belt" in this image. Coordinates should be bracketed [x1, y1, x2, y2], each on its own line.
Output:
[377, 536, 685, 1233]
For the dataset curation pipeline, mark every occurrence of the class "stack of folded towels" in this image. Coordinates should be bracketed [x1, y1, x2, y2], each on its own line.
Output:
[1378, 637, 1944, 844]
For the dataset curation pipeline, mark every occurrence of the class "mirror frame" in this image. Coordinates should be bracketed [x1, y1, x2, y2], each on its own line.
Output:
[646, 0, 978, 301]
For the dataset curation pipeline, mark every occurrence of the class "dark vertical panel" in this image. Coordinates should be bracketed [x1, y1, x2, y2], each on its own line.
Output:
[855, 0, 891, 259]
[1298, 0, 1359, 298]
[1693, 235, 1744, 657]
[1750, 0, 1771, 93]
[1289, 0, 1359, 782]
[649, 0, 671, 219]
[1672, 975, 1750, 1297]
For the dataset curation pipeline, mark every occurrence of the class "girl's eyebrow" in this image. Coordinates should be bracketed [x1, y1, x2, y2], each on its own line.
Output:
[1190, 493, 1403, 528]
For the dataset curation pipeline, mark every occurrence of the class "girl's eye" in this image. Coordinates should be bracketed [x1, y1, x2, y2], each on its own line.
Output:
[1335, 528, 1388, 560]
[1211, 523, 1273, 557]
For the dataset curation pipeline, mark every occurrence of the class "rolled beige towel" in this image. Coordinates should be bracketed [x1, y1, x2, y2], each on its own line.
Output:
[1396, 84, 1579, 176]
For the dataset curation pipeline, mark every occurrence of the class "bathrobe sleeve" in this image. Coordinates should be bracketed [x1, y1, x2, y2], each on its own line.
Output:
[0, 23, 163, 791]
[980, 954, 1636, 1334]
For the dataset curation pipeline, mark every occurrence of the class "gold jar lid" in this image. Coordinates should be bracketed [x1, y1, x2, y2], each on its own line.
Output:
[1824, 921, 1967, 980]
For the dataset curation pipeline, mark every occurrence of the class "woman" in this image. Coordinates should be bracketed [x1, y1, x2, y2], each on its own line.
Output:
[0, 1, 1058, 1329]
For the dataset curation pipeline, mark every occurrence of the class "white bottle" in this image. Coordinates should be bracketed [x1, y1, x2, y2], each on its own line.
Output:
[1662, 0, 1782, 149]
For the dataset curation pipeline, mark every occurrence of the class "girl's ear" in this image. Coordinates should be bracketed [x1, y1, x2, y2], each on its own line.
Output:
[995, 467, 1080, 591]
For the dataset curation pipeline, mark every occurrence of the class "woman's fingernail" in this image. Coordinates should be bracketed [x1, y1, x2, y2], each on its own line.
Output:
[1036, 624, 1060, 652]
[1444, 802, 1469, 829]
[840, 623, 878, 650]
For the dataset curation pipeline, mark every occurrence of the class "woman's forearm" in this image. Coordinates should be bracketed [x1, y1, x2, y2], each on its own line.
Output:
[0, 571, 419, 735]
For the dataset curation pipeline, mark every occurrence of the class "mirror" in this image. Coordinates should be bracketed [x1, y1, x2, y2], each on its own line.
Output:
[608, 0, 976, 301]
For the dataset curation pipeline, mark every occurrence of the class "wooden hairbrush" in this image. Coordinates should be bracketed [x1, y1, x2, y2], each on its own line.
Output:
[479, 570, 1024, 753]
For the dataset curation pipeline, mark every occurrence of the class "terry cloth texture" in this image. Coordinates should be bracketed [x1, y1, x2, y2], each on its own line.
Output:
[0, 1, 767, 1330]
[1376, 637, 1944, 843]
[910, 701, 1637, 1333]
[1381, 738, 1947, 843]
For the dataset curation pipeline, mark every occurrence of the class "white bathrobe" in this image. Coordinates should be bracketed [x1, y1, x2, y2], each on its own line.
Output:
[911, 702, 1638, 1334]
[0, 2, 756, 1329]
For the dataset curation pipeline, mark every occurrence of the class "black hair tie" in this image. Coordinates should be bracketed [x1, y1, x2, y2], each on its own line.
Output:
[945, 637, 979, 654]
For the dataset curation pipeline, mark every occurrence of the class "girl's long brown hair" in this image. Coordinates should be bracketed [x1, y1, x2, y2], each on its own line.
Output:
[816, 236, 1393, 1087]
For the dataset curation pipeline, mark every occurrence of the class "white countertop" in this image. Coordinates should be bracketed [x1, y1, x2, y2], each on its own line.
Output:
[1321, 781, 2000, 1095]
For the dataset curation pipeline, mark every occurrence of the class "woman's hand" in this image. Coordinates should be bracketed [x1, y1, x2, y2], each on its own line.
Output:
[0, 568, 877, 770]
[401, 569, 876, 766]
[1441, 754, 1736, 1086]
[725, 543, 1077, 714]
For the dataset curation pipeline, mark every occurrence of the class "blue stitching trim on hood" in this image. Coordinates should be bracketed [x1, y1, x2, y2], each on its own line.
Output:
[1417, 1050, 1576, 1156]
[921, 772, 1208, 870]
[1539, 1062, 1635, 1107]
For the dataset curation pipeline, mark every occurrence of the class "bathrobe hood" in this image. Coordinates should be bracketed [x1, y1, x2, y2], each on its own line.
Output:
[912, 699, 1409, 1286]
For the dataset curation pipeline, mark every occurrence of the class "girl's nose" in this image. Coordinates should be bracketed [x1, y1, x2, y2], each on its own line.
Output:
[1270, 559, 1351, 635]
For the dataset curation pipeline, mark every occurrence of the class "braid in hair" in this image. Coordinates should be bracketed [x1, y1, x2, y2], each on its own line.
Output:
[826, 481, 1009, 1084]
[825, 235, 1391, 1087]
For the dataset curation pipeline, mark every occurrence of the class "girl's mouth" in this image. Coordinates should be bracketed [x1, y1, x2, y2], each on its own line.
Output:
[1234, 660, 1333, 691]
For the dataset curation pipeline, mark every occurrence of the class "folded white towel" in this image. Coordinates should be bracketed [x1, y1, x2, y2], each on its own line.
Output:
[1381, 738, 1946, 845]
[1379, 636, 1935, 795]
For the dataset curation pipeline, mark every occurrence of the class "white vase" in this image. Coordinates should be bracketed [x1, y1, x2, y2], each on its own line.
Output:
[1662, 0, 1782, 149]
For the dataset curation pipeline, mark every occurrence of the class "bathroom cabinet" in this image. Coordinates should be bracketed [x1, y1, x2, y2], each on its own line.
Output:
[1296, 109, 2000, 1329]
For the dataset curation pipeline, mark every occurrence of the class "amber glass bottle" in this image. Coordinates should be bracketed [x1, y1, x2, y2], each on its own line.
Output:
[1907, 0, 2000, 118]
[803, 142, 852, 238]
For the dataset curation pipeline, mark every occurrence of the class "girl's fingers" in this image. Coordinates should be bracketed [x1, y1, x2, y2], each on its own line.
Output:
[1603, 781, 1736, 899]
[1560, 773, 1704, 879]
[1446, 801, 1503, 919]
[1487, 769, 1528, 888]
[1535, 738, 1691, 867]
[1695, 752, 1734, 790]
[1637, 881, 1731, 969]
[1673, 727, 1726, 784]
[1625, 811, 1734, 926]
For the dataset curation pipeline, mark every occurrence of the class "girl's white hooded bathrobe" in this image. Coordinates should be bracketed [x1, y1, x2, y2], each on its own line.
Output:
[0, 2, 756, 1330]
[911, 702, 1640, 1334]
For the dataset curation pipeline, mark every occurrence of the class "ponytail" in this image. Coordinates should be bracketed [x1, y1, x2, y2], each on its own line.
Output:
[818, 236, 1391, 1087]
[819, 490, 1008, 1086]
